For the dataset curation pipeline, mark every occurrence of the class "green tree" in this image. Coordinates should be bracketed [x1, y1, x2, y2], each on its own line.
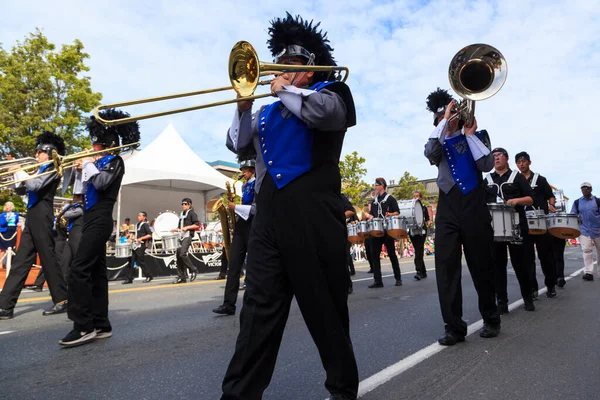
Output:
[0, 29, 102, 158]
[392, 171, 430, 204]
[339, 151, 371, 206]
[0, 189, 26, 212]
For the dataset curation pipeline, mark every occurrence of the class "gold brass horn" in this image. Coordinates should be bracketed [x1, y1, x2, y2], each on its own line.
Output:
[448, 44, 507, 125]
[93, 41, 350, 126]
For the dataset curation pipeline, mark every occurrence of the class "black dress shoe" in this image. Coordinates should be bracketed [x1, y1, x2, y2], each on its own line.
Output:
[583, 273, 594, 281]
[172, 278, 187, 284]
[212, 305, 235, 315]
[190, 271, 197, 282]
[557, 278, 566, 288]
[498, 302, 509, 315]
[395, 280, 403, 287]
[214, 274, 226, 280]
[26, 285, 43, 292]
[524, 298, 535, 311]
[368, 282, 383, 288]
[43, 301, 67, 316]
[479, 323, 500, 338]
[532, 290, 539, 301]
[546, 286, 557, 298]
[413, 274, 421, 281]
[121, 279, 133, 285]
[143, 276, 153, 283]
[0, 308, 14, 320]
[438, 330, 465, 346]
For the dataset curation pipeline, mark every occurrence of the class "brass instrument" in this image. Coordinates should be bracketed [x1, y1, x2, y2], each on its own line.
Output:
[0, 157, 37, 185]
[448, 44, 507, 125]
[93, 41, 350, 126]
[212, 180, 239, 261]
[0, 142, 139, 189]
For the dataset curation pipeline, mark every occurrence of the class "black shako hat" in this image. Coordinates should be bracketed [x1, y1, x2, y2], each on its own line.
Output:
[35, 131, 66, 156]
[426, 88, 454, 126]
[86, 108, 140, 148]
[514, 151, 531, 163]
[268, 12, 336, 82]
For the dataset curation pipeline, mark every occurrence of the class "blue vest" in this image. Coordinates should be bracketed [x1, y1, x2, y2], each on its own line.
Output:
[442, 130, 488, 195]
[241, 179, 255, 205]
[27, 163, 52, 209]
[85, 155, 115, 211]
[259, 81, 335, 189]
[67, 203, 82, 231]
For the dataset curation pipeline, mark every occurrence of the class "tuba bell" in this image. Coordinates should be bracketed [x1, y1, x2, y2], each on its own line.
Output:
[211, 180, 239, 261]
[448, 44, 507, 125]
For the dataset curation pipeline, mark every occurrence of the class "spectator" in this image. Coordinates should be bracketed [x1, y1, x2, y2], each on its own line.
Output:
[571, 182, 600, 281]
[0, 202, 19, 265]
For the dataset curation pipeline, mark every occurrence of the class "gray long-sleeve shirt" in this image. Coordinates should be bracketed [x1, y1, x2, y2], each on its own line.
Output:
[424, 118, 494, 194]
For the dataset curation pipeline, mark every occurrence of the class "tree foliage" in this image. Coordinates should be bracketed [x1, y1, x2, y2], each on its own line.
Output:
[0, 29, 102, 158]
[339, 151, 371, 206]
[392, 171, 430, 204]
[0, 189, 26, 212]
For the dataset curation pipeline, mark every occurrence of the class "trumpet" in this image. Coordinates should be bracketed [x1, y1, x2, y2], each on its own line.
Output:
[447, 44, 507, 125]
[0, 157, 37, 184]
[0, 142, 139, 189]
[93, 41, 349, 126]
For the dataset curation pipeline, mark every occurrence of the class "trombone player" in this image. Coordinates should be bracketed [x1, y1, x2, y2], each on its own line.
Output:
[222, 13, 359, 400]
[0, 132, 69, 320]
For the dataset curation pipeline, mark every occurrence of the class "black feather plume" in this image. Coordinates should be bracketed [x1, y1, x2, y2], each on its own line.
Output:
[36, 131, 66, 156]
[86, 109, 141, 146]
[426, 88, 454, 113]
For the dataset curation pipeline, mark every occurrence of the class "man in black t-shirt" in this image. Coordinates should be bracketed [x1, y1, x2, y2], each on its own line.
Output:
[364, 178, 402, 288]
[122, 211, 153, 284]
[515, 151, 559, 294]
[485, 148, 535, 314]
[410, 191, 431, 280]
[172, 198, 199, 284]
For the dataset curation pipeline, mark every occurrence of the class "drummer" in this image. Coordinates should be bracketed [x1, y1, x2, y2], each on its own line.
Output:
[171, 198, 199, 284]
[485, 147, 535, 314]
[122, 212, 153, 284]
[363, 178, 402, 288]
[341, 193, 356, 294]
[515, 151, 558, 295]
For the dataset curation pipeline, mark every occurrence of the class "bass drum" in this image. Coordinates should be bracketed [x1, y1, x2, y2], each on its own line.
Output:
[398, 199, 424, 229]
[154, 210, 179, 238]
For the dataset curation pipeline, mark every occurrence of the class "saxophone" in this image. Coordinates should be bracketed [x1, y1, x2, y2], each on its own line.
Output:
[212, 180, 238, 261]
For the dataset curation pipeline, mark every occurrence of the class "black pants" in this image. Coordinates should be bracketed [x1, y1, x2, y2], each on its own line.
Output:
[525, 232, 557, 291]
[34, 235, 67, 287]
[370, 235, 400, 283]
[347, 241, 355, 275]
[176, 236, 197, 279]
[67, 208, 113, 332]
[0, 222, 67, 310]
[126, 244, 151, 280]
[410, 233, 427, 276]
[220, 251, 229, 277]
[553, 237, 566, 281]
[222, 174, 358, 400]
[434, 185, 499, 336]
[493, 239, 533, 303]
[223, 217, 252, 310]
[364, 237, 373, 268]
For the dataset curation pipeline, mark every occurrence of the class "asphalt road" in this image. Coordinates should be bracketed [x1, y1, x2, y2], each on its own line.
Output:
[0, 246, 594, 400]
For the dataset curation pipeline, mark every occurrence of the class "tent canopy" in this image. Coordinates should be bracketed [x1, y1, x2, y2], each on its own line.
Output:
[116, 124, 233, 224]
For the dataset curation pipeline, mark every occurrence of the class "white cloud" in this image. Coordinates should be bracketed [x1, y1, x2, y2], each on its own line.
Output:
[1, 0, 599, 204]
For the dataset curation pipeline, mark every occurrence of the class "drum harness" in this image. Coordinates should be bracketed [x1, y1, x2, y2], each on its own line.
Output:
[132, 221, 148, 250]
[486, 170, 518, 204]
[373, 193, 391, 219]
[179, 209, 191, 241]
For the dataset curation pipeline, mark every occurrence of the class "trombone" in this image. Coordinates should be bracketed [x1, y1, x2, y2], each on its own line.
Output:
[447, 43, 507, 125]
[93, 41, 350, 126]
[0, 142, 139, 189]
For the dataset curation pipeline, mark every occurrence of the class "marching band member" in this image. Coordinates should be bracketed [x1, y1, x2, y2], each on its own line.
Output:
[410, 191, 431, 280]
[424, 88, 500, 345]
[515, 151, 558, 296]
[363, 178, 402, 288]
[213, 149, 256, 315]
[223, 13, 359, 399]
[122, 211, 153, 284]
[59, 109, 139, 347]
[341, 193, 356, 294]
[172, 198, 199, 284]
[0, 132, 68, 319]
[485, 147, 535, 313]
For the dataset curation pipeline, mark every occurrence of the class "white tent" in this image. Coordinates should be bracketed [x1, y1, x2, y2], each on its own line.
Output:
[115, 124, 232, 225]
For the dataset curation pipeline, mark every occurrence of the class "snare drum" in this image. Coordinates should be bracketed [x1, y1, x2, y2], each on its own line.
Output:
[547, 213, 581, 239]
[115, 243, 132, 258]
[398, 199, 425, 230]
[386, 216, 408, 239]
[369, 218, 386, 237]
[488, 203, 520, 242]
[347, 223, 361, 244]
[162, 233, 180, 252]
[526, 209, 547, 235]
[357, 221, 369, 237]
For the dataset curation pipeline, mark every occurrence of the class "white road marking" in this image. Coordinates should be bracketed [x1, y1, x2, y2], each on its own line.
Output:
[354, 267, 586, 398]
[0, 331, 15, 336]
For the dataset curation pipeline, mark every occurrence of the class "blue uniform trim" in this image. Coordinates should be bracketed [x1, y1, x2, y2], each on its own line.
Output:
[260, 81, 336, 189]
[241, 180, 255, 205]
[442, 130, 487, 195]
[27, 163, 51, 209]
[85, 155, 115, 211]
[67, 203, 81, 231]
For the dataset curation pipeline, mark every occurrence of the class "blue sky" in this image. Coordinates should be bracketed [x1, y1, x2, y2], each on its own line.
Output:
[1, 0, 599, 205]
